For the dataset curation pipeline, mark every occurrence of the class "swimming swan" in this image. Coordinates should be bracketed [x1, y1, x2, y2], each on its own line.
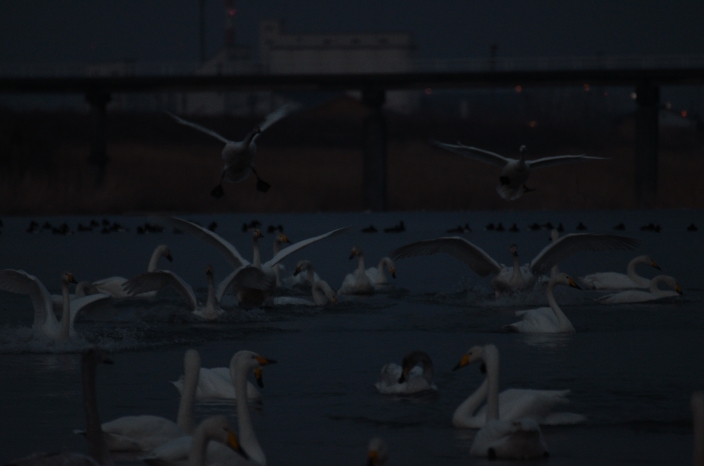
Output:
[172, 366, 261, 402]
[596, 275, 682, 304]
[91, 245, 173, 298]
[454, 344, 549, 459]
[580, 255, 661, 290]
[375, 351, 437, 395]
[122, 265, 224, 320]
[160, 217, 348, 307]
[272, 279, 337, 306]
[166, 104, 295, 197]
[0, 270, 110, 341]
[7, 347, 114, 466]
[506, 273, 581, 333]
[228, 350, 277, 466]
[453, 344, 584, 429]
[430, 141, 606, 200]
[365, 257, 396, 288]
[339, 247, 375, 295]
[390, 234, 638, 296]
[90, 349, 201, 452]
[141, 416, 248, 466]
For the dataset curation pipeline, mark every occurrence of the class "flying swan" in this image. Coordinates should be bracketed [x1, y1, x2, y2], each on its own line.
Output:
[430, 141, 607, 200]
[91, 245, 174, 298]
[166, 104, 296, 197]
[389, 233, 638, 296]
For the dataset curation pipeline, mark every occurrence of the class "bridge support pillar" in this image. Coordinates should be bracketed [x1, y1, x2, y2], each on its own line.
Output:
[362, 87, 387, 211]
[634, 82, 659, 208]
[85, 91, 111, 186]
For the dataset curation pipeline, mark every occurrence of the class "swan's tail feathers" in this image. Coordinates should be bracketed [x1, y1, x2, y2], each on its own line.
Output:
[210, 183, 225, 199]
[252, 169, 271, 193]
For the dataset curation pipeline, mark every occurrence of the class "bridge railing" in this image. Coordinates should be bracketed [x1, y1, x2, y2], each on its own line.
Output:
[1, 55, 703, 78]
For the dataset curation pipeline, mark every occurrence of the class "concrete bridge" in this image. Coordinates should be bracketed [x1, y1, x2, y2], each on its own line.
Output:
[1, 55, 703, 209]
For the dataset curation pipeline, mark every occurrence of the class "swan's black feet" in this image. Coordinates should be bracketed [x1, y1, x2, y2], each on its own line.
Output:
[210, 184, 225, 199]
[256, 179, 271, 193]
[499, 176, 511, 186]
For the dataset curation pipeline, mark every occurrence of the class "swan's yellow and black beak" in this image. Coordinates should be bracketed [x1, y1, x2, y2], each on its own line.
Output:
[349, 248, 358, 260]
[453, 353, 470, 371]
[651, 260, 661, 270]
[254, 367, 264, 388]
[280, 234, 291, 244]
[367, 450, 379, 466]
[332, 296, 338, 304]
[568, 277, 581, 290]
[293, 264, 302, 276]
[254, 355, 277, 366]
[254, 229, 264, 239]
[226, 429, 249, 460]
[676, 283, 683, 295]
[67, 273, 77, 284]
[398, 367, 410, 384]
[390, 267, 396, 279]
[166, 251, 174, 262]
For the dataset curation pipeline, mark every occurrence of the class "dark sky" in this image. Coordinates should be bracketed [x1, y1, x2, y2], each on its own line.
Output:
[1, 0, 703, 64]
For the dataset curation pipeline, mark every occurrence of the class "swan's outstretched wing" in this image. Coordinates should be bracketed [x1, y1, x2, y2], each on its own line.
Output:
[69, 294, 111, 327]
[216, 269, 238, 302]
[530, 233, 639, 274]
[257, 103, 297, 133]
[265, 227, 352, 267]
[389, 237, 502, 276]
[122, 271, 197, 310]
[165, 112, 231, 144]
[430, 140, 510, 167]
[528, 154, 607, 169]
[0, 269, 52, 327]
[159, 217, 250, 269]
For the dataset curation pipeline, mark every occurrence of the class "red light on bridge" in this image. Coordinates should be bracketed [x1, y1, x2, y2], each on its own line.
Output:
[425, 88, 433, 95]
[515, 85, 522, 93]
[528, 120, 537, 128]
[583, 84, 590, 91]
[681, 110, 688, 118]
[228, 8, 236, 16]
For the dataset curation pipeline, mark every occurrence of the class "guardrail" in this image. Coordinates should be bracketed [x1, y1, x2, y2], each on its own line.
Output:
[1, 54, 703, 78]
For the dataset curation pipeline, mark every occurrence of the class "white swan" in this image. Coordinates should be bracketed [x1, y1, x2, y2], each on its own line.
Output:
[390, 233, 638, 296]
[430, 141, 607, 200]
[365, 257, 396, 288]
[283, 260, 321, 289]
[172, 365, 261, 402]
[454, 344, 549, 459]
[339, 247, 375, 295]
[122, 265, 224, 320]
[367, 438, 389, 466]
[596, 275, 682, 304]
[7, 347, 114, 466]
[375, 351, 437, 395]
[506, 272, 581, 333]
[453, 344, 584, 429]
[161, 217, 348, 308]
[142, 416, 248, 466]
[92, 349, 200, 452]
[272, 279, 337, 306]
[166, 104, 295, 197]
[92, 245, 173, 298]
[580, 255, 661, 290]
[0, 270, 110, 341]
[228, 350, 277, 466]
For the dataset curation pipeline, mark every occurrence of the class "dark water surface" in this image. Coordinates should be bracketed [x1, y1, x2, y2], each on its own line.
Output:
[1, 210, 703, 465]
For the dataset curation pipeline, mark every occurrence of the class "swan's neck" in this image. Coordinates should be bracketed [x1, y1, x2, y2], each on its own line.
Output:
[176, 360, 199, 435]
[511, 255, 523, 286]
[188, 421, 220, 466]
[233, 362, 265, 465]
[148, 247, 164, 272]
[252, 239, 262, 269]
[357, 255, 366, 274]
[59, 280, 71, 340]
[627, 257, 649, 287]
[483, 345, 500, 422]
[243, 128, 258, 148]
[204, 273, 218, 313]
[547, 280, 573, 331]
[649, 277, 672, 297]
[453, 378, 489, 426]
[82, 354, 112, 466]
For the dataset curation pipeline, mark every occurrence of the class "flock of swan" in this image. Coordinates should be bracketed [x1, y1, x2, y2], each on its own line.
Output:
[1, 212, 691, 463]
